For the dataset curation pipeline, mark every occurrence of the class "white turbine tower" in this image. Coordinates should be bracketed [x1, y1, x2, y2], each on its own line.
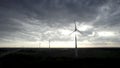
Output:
[39, 35, 41, 48]
[70, 20, 83, 57]
[49, 39, 51, 48]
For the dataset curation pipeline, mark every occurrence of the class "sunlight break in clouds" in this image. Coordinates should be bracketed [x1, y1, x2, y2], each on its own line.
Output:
[97, 31, 115, 37]
[78, 23, 93, 31]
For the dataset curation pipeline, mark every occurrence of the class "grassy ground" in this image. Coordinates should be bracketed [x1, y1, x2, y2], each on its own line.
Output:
[1, 48, 120, 58]
[0, 48, 120, 67]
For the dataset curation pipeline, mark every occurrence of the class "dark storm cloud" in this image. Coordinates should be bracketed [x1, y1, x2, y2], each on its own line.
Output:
[92, 0, 120, 30]
[0, 0, 120, 43]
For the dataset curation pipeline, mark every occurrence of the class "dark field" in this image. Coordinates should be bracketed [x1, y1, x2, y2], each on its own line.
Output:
[0, 48, 120, 67]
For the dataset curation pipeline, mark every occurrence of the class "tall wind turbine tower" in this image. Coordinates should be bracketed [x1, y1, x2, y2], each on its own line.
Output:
[70, 20, 83, 57]
[49, 39, 51, 48]
[39, 35, 41, 48]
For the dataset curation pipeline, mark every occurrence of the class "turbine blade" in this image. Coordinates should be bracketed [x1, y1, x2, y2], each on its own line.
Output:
[77, 30, 84, 35]
[69, 31, 76, 36]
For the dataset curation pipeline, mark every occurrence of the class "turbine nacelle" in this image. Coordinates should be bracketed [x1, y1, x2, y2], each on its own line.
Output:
[70, 21, 83, 35]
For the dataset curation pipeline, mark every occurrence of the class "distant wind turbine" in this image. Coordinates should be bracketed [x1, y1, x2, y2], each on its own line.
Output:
[39, 41, 41, 48]
[70, 20, 83, 57]
[49, 39, 51, 48]
[38, 35, 41, 48]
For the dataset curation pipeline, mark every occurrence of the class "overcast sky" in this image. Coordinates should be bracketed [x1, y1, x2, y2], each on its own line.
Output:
[0, 0, 120, 47]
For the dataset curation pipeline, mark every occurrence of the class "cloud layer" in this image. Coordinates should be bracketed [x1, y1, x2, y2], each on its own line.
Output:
[0, 0, 120, 47]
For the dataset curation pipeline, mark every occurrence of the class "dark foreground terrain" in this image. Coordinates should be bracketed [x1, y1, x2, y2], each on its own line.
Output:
[0, 48, 120, 67]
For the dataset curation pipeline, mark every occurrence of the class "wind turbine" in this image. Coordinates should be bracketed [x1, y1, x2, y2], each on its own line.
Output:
[70, 20, 83, 57]
[39, 35, 41, 48]
[69, 20, 97, 57]
[39, 41, 41, 48]
[49, 39, 51, 48]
